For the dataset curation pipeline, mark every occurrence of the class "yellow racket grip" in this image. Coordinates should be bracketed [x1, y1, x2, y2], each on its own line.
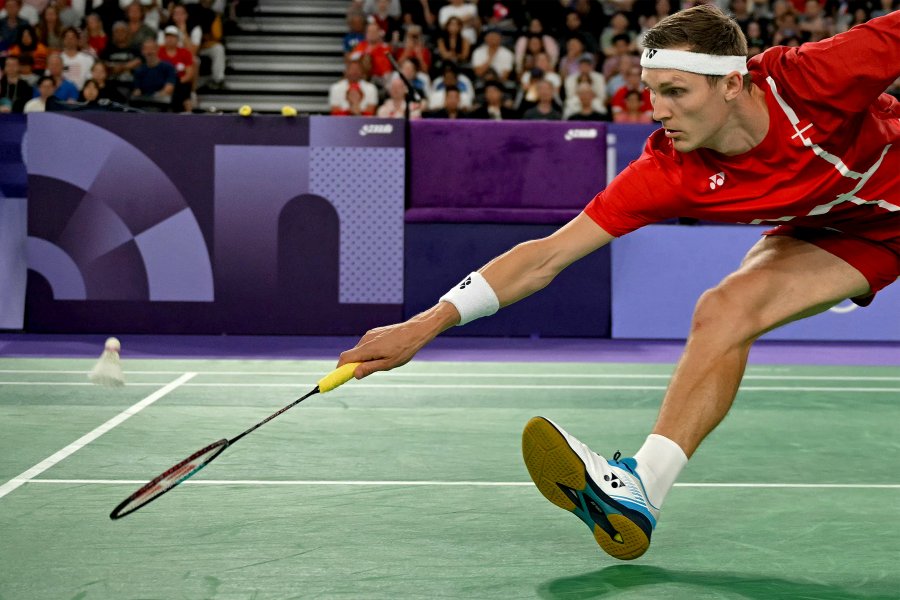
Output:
[318, 362, 361, 393]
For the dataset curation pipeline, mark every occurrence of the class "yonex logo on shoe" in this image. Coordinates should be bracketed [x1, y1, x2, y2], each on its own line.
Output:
[604, 473, 623, 489]
[708, 172, 725, 190]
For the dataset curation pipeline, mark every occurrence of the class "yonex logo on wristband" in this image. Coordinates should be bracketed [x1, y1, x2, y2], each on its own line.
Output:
[459, 276, 472, 289]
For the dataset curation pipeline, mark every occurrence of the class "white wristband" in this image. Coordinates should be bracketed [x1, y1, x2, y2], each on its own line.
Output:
[439, 272, 500, 326]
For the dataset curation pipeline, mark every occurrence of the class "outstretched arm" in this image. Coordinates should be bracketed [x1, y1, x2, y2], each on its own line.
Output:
[338, 212, 614, 378]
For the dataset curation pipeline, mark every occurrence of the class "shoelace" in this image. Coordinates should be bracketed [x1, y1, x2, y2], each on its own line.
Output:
[611, 451, 637, 475]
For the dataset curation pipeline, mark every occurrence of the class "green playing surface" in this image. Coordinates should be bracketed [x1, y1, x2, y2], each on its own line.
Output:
[1, 358, 898, 599]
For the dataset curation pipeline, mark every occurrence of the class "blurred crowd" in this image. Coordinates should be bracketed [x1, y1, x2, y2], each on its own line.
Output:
[331, 0, 900, 121]
[0, 0, 233, 114]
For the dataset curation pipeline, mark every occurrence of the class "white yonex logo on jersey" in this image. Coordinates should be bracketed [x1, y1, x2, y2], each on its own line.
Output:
[708, 172, 725, 190]
[564, 128, 598, 141]
[359, 124, 394, 136]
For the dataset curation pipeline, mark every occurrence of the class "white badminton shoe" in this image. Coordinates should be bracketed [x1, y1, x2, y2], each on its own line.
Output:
[522, 416, 659, 560]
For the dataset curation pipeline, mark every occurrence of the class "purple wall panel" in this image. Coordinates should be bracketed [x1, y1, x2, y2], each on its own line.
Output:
[22, 113, 404, 334]
[409, 120, 607, 222]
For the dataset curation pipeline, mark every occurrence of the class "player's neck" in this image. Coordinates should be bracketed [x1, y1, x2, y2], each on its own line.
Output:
[707, 83, 770, 156]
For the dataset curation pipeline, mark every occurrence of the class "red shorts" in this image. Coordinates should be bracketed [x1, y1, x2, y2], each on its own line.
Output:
[764, 225, 900, 306]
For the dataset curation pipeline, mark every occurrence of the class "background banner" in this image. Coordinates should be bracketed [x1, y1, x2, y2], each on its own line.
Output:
[23, 113, 405, 334]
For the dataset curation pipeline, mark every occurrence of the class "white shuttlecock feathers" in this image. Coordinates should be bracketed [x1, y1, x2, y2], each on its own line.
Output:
[89, 337, 125, 387]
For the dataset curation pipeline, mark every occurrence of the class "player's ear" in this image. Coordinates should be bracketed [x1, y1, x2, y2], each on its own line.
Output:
[722, 71, 744, 101]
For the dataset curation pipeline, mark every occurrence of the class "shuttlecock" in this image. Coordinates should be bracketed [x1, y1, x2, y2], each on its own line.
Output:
[238, 105, 252, 117]
[281, 105, 297, 117]
[89, 337, 125, 387]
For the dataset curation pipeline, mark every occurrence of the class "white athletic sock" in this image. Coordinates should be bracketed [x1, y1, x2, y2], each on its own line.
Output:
[633, 434, 688, 509]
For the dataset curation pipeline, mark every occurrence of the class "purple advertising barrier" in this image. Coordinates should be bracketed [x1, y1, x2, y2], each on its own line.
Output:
[0, 115, 27, 330]
[612, 225, 900, 341]
[408, 119, 607, 224]
[24, 113, 404, 334]
[606, 123, 659, 183]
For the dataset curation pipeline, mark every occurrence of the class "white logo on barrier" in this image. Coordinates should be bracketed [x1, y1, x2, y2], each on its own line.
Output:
[359, 124, 394, 136]
[828, 300, 858, 314]
[708, 172, 725, 190]
[564, 128, 598, 141]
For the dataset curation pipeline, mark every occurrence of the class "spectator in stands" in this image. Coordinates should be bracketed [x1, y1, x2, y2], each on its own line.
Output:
[188, 0, 227, 90]
[36, 2, 63, 50]
[0, 55, 33, 112]
[161, 4, 198, 56]
[124, 1, 157, 50]
[469, 79, 515, 120]
[513, 17, 558, 74]
[12, 0, 40, 26]
[60, 27, 94, 89]
[438, 0, 478, 45]
[102, 21, 140, 93]
[329, 59, 379, 114]
[472, 26, 514, 82]
[44, 52, 79, 101]
[557, 36, 588, 78]
[744, 20, 768, 51]
[367, 0, 402, 41]
[349, 20, 393, 86]
[613, 88, 653, 123]
[132, 37, 176, 108]
[561, 10, 598, 56]
[520, 52, 560, 95]
[158, 25, 194, 111]
[429, 61, 474, 110]
[140, 0, 166, 31]
[335, 81, 375, 116]
[609, 64, 652, 121]
[394, 24, 431, 73]
[601, 33, 634, 81]
[88, 60, 126, 103]
[478, 0, 522, 33]
[871, 0, 897, 18]
[391, 56, 429, 99]
[600, 12, 635, 58]
[84, 12, 107, 56]
[23, 74, 53, 112]
[436, 15, 471, 69]
[570, 0, 605, 33]
[399, 0, 435, 31]
[1, 0, 26, 51]
[521, 78, 560, 120]
[78, 77, 101, 104]
[344, 10, 366, 55]
[425, 83, 464, 118]
[605, 56, 633, 99]
[798, 0, 832, 43]
[564, 55, 606, 116]
[772, 9, 801, 45]
[377, 75, 423, 118]
[9, 24, 48, 72]
[565, 80, 608, 121]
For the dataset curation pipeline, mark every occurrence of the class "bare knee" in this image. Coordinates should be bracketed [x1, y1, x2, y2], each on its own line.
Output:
[689, 278, 767, 348]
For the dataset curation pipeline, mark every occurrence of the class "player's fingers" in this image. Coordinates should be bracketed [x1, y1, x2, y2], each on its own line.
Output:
[354, 358, 403, 379]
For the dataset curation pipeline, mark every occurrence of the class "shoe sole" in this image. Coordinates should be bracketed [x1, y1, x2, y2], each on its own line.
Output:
[521, 416, 650, 560]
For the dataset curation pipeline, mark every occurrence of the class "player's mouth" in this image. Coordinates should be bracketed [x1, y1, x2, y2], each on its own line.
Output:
[665, 129, 682, 138]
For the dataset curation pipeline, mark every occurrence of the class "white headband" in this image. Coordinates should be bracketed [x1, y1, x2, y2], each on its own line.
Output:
[640, 48, 748, 76]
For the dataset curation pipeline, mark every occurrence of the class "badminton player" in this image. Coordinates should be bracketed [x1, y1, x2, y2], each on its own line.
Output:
[339, 5, 900, 560]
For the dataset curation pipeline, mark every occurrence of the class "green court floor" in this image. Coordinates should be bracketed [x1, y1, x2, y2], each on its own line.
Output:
[1, 358, 898, 599]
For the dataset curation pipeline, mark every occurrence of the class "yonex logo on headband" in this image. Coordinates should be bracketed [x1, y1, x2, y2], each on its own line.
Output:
[640, 48, 748, 76]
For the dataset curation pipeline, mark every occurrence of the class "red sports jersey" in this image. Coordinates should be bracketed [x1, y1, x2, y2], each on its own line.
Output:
[585, 12, 900, 244]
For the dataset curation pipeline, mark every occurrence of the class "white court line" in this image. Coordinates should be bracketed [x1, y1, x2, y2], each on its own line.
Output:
[3, 369, 900, 382]
[0, 373, 197, 500]
[24, 479, 900, 490]
[2, 381, 900, 393]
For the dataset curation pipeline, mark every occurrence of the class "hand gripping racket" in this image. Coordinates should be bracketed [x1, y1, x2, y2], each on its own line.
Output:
[109, 362, 360, 520]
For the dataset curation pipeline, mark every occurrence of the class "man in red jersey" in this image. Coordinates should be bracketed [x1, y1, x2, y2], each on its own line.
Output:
[337, 5, 900, 560]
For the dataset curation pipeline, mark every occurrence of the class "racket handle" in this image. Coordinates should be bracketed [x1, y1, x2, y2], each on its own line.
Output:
[318, 362, 361, 393]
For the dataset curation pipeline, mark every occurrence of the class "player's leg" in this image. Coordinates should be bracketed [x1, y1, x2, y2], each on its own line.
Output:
[523, 236, 871, 560]
[651, 235, 870, 458]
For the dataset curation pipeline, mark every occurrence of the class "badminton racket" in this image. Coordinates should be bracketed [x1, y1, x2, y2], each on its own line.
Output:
[109, 362, 361, 520]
